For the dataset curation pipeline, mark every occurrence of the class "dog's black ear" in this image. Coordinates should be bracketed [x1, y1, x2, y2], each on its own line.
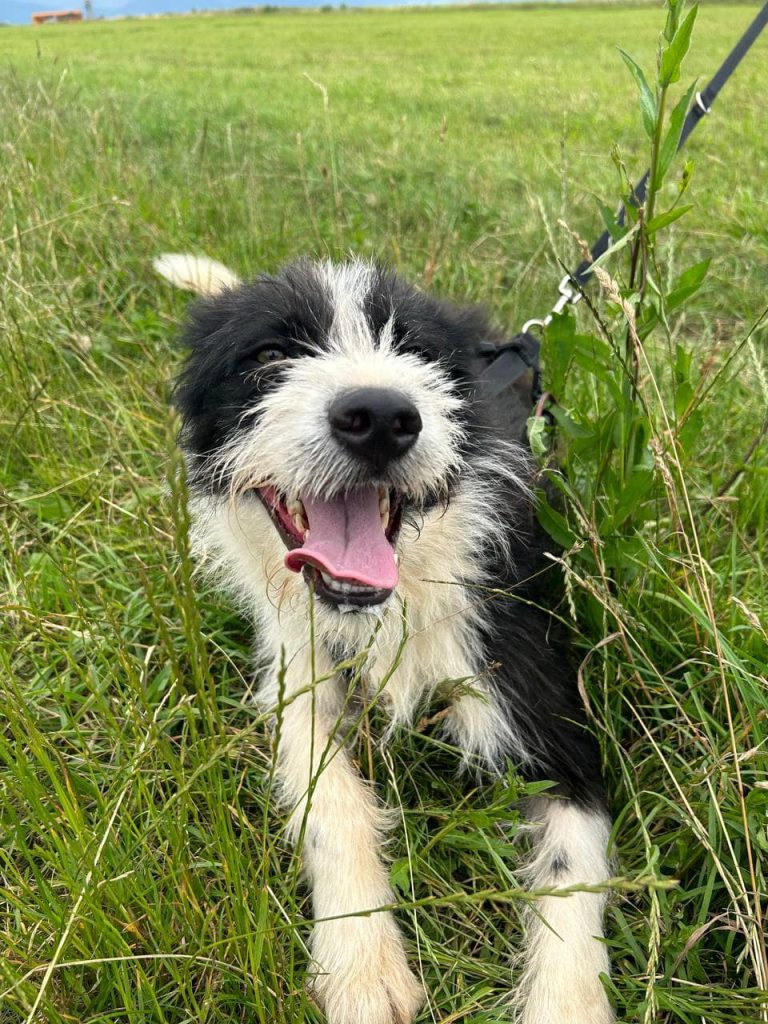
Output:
[155, 252, 245, 362]
[170, 286, 254, 447]
[172, 287, 270, 464]
[179, 291, 242, 354]
[172, 264, 333, 453]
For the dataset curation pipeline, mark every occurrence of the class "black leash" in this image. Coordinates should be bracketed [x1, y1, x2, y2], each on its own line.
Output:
[479, 2, 768, 408]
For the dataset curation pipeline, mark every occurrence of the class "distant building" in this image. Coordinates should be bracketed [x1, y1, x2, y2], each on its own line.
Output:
[32, 9, 83, 23]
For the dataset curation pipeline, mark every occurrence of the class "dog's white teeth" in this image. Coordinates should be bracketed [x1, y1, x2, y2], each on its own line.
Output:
[379, 489, 390, 529]
[394, 552, 399, 566]
[292, 513, 308, 536]
[320, 572, 376, 596]
[287, 498, 308, 536]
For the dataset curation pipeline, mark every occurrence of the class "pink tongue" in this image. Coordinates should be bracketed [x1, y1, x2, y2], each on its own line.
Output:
[284, 487, 398, 591]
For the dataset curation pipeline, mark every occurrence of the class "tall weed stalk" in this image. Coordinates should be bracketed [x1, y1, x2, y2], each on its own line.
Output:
[537, 1, 768, 1016]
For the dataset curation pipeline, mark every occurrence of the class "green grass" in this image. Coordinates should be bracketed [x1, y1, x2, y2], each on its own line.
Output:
[1, 4, 766, 1022]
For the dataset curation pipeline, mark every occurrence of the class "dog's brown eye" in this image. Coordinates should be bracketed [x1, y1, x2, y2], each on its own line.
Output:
[256, 346, 287, 365]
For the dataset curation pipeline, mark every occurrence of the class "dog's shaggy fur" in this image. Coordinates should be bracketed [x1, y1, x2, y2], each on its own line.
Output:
[159, 254, 614, 1024]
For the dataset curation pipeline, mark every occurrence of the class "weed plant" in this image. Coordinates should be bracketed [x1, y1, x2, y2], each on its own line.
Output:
[534, 2, 767, 1019]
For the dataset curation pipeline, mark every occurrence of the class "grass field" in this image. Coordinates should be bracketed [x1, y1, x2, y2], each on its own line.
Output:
[1, 3, 767, 1022]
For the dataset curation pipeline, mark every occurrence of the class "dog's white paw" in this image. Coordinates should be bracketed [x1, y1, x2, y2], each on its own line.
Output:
[309, 918, 424, 1024]
[518, 972, 614, 1024]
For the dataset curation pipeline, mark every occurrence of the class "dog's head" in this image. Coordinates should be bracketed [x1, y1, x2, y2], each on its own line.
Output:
[174, 258, 531, 616]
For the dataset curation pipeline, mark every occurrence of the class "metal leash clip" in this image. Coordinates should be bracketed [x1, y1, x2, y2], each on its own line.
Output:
[522, 273, 584, 333]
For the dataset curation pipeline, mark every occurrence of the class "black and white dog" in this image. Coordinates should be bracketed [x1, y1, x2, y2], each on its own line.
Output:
[156, 254, 614, 1024]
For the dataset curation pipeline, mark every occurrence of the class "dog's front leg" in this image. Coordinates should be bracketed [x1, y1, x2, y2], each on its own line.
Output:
[518, 796, 614, 1024]
[446, 684, 614, 1024]
[274, 651, 424, 1024]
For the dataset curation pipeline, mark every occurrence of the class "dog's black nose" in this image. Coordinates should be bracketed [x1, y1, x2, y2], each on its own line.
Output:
[329, 387, 422, 470]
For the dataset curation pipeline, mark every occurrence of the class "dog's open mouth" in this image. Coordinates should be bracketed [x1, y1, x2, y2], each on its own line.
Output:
[257, 485, 403, 608]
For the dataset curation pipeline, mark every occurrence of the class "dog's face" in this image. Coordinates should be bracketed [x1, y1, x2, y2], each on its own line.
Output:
[175, 259, 523, 616]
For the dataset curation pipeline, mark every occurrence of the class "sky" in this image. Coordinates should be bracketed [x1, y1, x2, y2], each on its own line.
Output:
[1, 0, 488, 24]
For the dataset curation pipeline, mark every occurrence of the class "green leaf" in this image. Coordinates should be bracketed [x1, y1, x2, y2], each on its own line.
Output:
[572, 330, 614, 364]
[674, 342, 693, 384]
[543, 310, 576, 395]
[526, 414, 550, 460]
[590, 221, 641, 270]
[674, 380, 694, 418]
[663, 0, 684, 42]
[610, 143, 635, 212]
[250, 887, 269, 974]
[571, 349, 610, 382]
[678, 408, 704, 452]
[666, 258, 711, 310]
[536, 499, 578, 549]
[675, 258, 711, 291]
[601, 534, 646, 571]
[645, 203, 693, 234]
[549, 402, 592, 439]
[678, 158, 694, 198]
[606, 468, 656, 531]
[390, 858, 412, 895]
[598, 200, 628, 241]
[567, 350, 625, 406]
[746, 789, 768, 853]
[637, 307, 659, 342]
[659, 5, 698, 86]
[620, 50, 657, 138]
[656, 81, 697, 186]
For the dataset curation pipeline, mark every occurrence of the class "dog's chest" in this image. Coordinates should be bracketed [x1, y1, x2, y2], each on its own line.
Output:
[324, 608, 482, 729]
